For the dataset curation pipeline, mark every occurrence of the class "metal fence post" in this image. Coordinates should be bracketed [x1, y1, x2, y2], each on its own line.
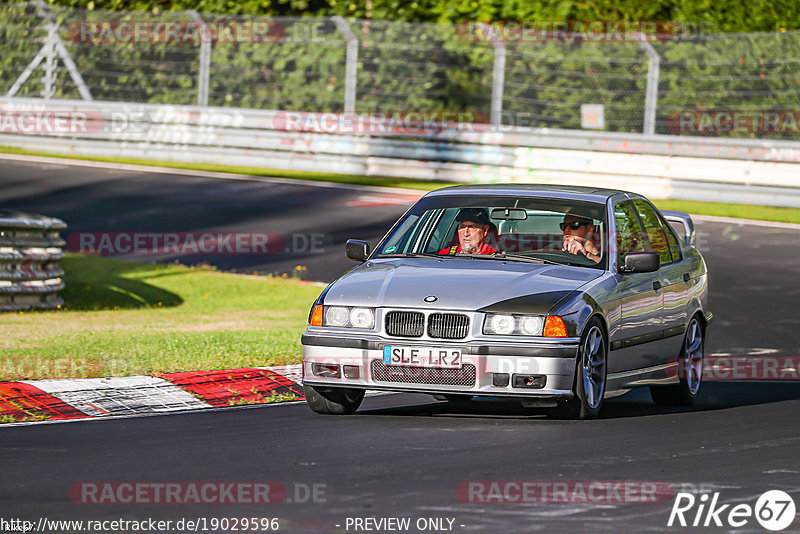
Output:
[6, 0, 93, 100]
[41, 22, 58, 99]
[638, 39, 660, 135]
[188, 10, 211, 107]
[491, 41, 506, 128]
[331, 16, 358, 113]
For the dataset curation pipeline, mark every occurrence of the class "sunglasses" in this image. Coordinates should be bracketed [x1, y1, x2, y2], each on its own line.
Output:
[560, 221, 589, 231]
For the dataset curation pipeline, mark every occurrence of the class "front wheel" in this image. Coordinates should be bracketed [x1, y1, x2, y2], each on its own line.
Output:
[550, 318, 607, 420]
[650, 315, 704, 406]
[304, 385, 365, 415]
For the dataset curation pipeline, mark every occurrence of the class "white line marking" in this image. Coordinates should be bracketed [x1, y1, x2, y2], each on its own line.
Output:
[0, 152, 424, 195]
[693, 214, 800, 230]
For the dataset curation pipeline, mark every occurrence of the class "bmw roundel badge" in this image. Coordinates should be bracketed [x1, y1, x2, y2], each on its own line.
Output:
[424, 296, 438, 303]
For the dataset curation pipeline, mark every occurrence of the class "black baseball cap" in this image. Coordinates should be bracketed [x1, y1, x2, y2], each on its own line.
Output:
[456, 208, 490, 226]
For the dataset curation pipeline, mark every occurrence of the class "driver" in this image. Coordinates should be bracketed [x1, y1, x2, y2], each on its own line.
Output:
[561, 211, 601, 263]
[439, 208, 497, 255]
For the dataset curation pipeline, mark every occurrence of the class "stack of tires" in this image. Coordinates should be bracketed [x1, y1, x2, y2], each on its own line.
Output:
[0, 211, 67, 311]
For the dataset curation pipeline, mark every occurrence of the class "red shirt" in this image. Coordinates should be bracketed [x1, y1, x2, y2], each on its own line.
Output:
[438, 242, 497, 255]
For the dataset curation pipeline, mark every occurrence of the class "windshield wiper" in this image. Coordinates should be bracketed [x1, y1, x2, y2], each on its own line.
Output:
[452, 253, 569, 265]
[496, 253, 563, 265]
[446, 252, 546, 264]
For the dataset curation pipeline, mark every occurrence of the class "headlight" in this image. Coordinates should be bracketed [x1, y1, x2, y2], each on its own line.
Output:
[483, 314, 545, 336]
[519, 316, 544, 336]
[325, 306, 349, 327]
[349, 307, 375, 329]
[488, 314, 515, 335]
[319, 306, 375, 329]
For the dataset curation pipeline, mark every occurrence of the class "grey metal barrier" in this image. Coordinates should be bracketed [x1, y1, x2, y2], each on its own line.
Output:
[0, 211, 66, 311]
[1, 97, 800, 207]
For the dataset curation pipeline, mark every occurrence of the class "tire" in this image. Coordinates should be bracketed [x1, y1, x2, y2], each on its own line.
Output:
[650, 315, 704, 406]
[304, 385, 365, 415]
[549, 317, 607, 420]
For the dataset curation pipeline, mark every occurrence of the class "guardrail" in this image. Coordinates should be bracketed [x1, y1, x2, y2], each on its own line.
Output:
[0, 211, 66, 311]
[1, 97, 800, 207]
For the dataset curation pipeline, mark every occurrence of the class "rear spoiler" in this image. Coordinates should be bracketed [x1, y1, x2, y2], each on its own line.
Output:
[661, 210, 696, 248]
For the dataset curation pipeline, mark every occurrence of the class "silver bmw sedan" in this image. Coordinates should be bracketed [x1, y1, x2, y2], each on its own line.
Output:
[301, 184, 711, 419]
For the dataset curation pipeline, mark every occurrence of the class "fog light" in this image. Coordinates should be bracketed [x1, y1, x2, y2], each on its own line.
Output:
[312, 363, 341, 378]
[492, 373, 510, 387]
[512, 374, 547, 389]
[343, 365, 360, 379]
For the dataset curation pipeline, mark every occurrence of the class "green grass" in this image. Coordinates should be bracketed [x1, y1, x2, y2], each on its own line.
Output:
[227, 392, 299, 406]
[651, 199, 800, 225]
[0, 254, 323, 381]
[0, 414, 49, 424]
[3, 145, 799, 224]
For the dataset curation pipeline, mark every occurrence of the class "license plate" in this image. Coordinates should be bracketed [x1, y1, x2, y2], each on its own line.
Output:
[382, 345, 462, 369]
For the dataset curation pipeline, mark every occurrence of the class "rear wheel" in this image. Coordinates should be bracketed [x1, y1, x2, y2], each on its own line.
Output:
[304, 385, 365, 415]
[650, 315, 704, 406]
[550, 318, 607, 420]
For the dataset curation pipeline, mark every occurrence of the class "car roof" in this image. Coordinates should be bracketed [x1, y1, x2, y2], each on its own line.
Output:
[423, 184, 634, 204]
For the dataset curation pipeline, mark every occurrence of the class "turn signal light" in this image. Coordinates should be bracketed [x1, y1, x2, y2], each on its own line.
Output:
[543, 316, 568, 337]
[310, 305, 323, 326]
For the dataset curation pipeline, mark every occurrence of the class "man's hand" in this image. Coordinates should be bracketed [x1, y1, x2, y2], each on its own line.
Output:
[563, 235, 587, 256]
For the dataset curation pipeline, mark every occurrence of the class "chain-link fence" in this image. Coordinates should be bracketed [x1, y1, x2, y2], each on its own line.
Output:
[2, 2, 800, 138]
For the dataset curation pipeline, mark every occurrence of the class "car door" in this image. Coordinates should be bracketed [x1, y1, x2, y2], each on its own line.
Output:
[631, 199, 690, 362]
[609, 199, 664, 374]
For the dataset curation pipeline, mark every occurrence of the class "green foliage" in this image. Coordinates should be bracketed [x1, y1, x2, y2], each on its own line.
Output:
[41, 0, 800, 32]
[1, 2, 798, 137]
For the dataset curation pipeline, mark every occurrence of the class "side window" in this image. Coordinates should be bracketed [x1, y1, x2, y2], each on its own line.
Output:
[659, 214, 682, 262]
[614, 201, 646, 267]
[632, 200, 675, 265]
[423, 208, 458, 253]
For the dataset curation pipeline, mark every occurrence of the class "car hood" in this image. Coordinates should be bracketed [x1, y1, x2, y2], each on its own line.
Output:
[323, 258, 602, 312]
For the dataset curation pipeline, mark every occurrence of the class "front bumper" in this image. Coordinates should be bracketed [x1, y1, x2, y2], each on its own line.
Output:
[301, 332, 579, 398]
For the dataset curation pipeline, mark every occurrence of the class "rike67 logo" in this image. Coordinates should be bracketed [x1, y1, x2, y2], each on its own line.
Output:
[668, 490, 796, 531]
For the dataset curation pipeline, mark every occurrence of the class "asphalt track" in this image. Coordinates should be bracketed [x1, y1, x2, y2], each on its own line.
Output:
[1, 157, 800, 533]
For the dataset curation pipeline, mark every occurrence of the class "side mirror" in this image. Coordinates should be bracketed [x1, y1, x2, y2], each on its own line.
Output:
[621, 252, 660, 273]
[661, 210, 696, 248]
[345, 239, 370, 262]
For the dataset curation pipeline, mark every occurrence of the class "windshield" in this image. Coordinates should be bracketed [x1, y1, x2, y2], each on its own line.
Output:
[374, 195, 607, 269]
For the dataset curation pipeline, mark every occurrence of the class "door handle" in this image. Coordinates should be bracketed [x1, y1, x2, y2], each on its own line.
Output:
[683, 273, 691, 282]
[653, 281, 662, 291]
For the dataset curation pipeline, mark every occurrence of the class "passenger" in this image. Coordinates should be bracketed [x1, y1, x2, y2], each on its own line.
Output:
[439, 208, 497, 255]
[561, 212, 601, 263]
